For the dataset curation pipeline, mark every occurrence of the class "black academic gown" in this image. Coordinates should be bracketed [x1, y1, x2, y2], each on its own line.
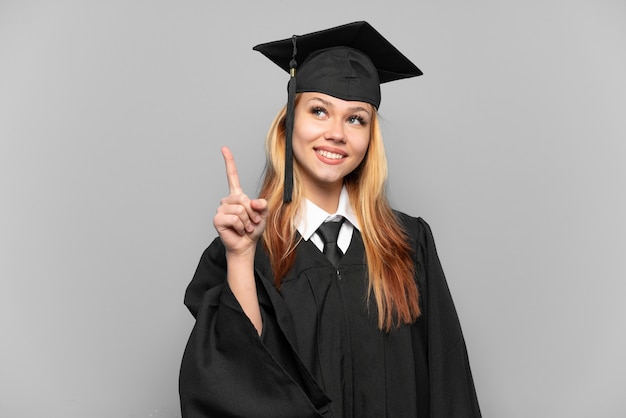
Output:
[179, 213, 481, 418]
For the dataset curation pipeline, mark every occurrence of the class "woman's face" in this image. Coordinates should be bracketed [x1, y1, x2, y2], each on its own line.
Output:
[292, 92, 372, 196]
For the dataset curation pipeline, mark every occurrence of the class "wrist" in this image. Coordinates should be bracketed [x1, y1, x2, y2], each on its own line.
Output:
[225, 246, 256, 264]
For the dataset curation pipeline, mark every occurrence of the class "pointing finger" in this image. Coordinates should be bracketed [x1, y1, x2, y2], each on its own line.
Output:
[221, 146, 243, 195]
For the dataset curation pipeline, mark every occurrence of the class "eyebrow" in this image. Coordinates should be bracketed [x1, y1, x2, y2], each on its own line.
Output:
[306, 96, 372, 116]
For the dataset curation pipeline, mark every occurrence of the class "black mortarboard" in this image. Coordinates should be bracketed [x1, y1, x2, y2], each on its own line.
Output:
[253, 21, 422, 203]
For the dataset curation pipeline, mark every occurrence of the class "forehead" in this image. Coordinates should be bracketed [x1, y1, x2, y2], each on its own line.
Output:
[298, 92, 373, 112]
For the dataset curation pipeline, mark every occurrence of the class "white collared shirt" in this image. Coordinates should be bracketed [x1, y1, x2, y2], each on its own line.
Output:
[295, 186, 360, 254]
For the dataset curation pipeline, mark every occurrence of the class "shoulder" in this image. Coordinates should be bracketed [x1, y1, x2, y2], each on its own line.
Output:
[392, 210, 444, 268]
[185, 238, 273, 317]
[393, 210, 436, 244]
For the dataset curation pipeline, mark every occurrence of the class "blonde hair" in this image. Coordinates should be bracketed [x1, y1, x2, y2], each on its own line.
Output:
[259, 99, 420, 331]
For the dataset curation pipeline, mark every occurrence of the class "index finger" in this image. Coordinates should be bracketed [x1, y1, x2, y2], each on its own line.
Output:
[221, 146, 243, 195]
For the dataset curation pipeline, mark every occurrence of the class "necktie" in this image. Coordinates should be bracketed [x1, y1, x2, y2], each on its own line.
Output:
[316, 218, 345, 268]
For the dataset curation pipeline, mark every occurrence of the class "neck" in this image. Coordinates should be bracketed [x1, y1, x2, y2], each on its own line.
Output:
[305, 182, 343, 213]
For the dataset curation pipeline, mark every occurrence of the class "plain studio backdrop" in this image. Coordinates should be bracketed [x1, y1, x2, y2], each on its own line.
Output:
[1, 1, 625, 417]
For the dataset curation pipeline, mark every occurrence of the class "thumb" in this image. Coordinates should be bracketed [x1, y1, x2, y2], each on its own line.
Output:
[250, 198, 268, 221]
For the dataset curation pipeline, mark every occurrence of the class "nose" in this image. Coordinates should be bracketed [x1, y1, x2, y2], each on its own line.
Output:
[324, 118, 345, 142]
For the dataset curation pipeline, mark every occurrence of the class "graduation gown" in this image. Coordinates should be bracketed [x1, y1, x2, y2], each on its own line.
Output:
[179, 213, 481, 417]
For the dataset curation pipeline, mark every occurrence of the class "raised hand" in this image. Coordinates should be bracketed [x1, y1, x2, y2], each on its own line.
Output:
[213, 146, 268, 257]
[213, 146, 266, 334]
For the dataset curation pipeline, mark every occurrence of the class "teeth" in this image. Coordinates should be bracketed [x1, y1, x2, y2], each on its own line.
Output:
[317, 150, 344, 160]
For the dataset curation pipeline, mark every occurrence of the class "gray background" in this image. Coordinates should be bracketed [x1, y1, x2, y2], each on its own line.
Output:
[1, 0, 625, 417]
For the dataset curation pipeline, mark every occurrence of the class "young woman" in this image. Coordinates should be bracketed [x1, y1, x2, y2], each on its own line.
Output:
[180, 22, 481, 418]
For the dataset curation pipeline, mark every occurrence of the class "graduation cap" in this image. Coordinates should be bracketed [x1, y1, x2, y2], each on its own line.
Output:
[253, 21, 422, 203]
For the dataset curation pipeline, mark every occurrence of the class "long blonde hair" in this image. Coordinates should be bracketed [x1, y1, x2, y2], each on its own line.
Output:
[259, 100, 420, 331]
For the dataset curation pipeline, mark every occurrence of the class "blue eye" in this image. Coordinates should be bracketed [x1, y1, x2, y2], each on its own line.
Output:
[348, 115, 367, 126]
[311, 106, 328, 118]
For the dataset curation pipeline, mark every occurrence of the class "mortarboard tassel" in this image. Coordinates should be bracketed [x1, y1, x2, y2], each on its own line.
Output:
[283, 35, 297, 204]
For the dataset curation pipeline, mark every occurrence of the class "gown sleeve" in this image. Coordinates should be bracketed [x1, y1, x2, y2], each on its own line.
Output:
[409, 216, 482, 417]
[178, 238, 331, 418]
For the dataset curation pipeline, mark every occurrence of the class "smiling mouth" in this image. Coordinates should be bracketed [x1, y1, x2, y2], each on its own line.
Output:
[316, 149, 345, 160]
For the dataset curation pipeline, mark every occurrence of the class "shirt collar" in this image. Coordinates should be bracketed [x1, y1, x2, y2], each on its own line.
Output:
[296, 186, 360, 240]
